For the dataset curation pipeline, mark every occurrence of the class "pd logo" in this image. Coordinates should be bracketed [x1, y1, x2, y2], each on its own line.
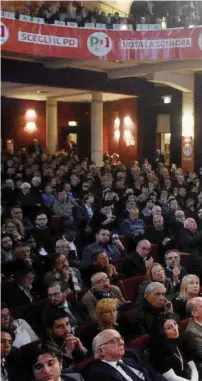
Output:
[87, 32, 112, 57]
[0, 22, 9, 45]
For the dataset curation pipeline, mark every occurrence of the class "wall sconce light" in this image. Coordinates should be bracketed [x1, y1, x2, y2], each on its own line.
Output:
[162, 96, 172, 104]
[68, 121, 78, 127]
[124, 116, 132, 126]
[114, 129, 120, 140]
[182, 114, 194, 137]
[114, 117, 120, 128]
[26, 109, 36, 119]
[24, 122, 37, 133]
[124, 129, 131, 140]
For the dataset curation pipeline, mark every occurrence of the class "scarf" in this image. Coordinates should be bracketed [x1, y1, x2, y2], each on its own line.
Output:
[69, 268, 81, 292]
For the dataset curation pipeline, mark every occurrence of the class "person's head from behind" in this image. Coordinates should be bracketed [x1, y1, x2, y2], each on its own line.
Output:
[175, 210, 185, 224]
[11, 206, 23, 221]
[35, 213, 48, 228]
[187, 296, 202, 323]
[92, 329, 124, 361]
[146, 263, 166, 283]
[144, 282, 166, 308]
[1, 234, 13, 251]
[136, 239, 151, 258]
[91, 272, 110, 292]
[55, 240, 70, 256]
[164, 250, 180, 269]
[178, 274, 200, 300]
[184, 218, 197, 233]
[47, 282, 69, 307]
[1, 329, 14, 358]
[95, 298, 118, 326]
[46, 309, 71, 341]
[91, 249, 109, 268]
[129, 207, 139, 220]
[31, 344, 62, 381]
[96, 229, 110, 244]
[153, 215, 164, 230]
[51, 253, 69, 273]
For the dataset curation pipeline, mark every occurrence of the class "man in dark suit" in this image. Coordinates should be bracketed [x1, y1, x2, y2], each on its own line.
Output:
[2, 265, 38, 308]
[41, 281, 90, 334]
[179, 218, 202, 280]
[87, 329, 166, 381]
[122, 239, 153, 277]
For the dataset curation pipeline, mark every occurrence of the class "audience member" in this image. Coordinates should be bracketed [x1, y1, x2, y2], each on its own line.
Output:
[83, 229, 124, 265]
[184, 297, 202, 367]
[82, 272, 126, 318]
[173, 274, 201, 320]
[1, 302, 38, 348]
[150, 312, 199, 380]
[122, 239, 153, 277]
[88, 328, 166, 381]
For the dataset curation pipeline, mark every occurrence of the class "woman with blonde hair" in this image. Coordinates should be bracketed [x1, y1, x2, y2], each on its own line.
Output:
[136, 262, 178, 306]
[79, 298, 121, 351]
[173, 274, 201, 320]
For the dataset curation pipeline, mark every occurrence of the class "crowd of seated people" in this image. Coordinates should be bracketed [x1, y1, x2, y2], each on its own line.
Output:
[2, 1, 202, 29]
[1, 142, 202, 381]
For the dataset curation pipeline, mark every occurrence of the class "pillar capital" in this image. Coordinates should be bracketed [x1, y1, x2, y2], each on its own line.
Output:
[91, 92, 103, 103]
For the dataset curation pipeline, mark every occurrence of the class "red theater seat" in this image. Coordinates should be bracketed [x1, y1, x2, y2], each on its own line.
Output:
[50, 215, 61, 235]
[180, 252, 190, 268]
[118, 276, 145, 301]
[181, 318, 190, 331]
[127, 334, 150, 351]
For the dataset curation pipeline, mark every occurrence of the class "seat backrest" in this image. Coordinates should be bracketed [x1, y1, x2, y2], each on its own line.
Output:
[127, 334, 150, 351]
[180, 252, 190, 268]
[118, 276, 145, 301]
[181, 318, 190, 332]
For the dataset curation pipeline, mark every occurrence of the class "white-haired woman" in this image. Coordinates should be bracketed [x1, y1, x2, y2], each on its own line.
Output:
[173, 274, 201, 320]
[16, 182, 39, 219]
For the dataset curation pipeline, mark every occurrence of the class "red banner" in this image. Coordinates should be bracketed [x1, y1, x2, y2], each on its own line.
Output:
[1, 18, 202, 61]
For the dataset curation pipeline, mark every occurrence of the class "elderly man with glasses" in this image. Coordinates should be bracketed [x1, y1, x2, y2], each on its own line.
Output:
[122, 282, 173, 341]
[122, 239, 153, 277]
[86, 329, 166, 381]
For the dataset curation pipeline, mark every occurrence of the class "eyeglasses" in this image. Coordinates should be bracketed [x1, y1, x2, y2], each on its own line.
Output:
[167, 256, 179, 261]
[94, 277, 108, 284]
[48, 292, 62, 299]
[99, 336, 124, 348]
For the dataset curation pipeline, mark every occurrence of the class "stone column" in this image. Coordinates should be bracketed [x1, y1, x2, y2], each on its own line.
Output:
[91, 92, 103, 166]
[46, 98, 58, 154]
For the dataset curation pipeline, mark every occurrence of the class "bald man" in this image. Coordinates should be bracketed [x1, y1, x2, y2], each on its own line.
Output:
[86, 329, 166, 381]
[122, 239, 153, 277]
[184, 297, 202, 364]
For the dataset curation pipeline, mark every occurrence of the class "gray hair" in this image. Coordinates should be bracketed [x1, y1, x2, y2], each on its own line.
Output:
[92, 329, 119, 358]
[91, 272, 108, 285]
[184, 218, 195, 228]
[186, 296, 202, 315]
[144, 282, 166, 297]
[20, 182, 31, 189]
